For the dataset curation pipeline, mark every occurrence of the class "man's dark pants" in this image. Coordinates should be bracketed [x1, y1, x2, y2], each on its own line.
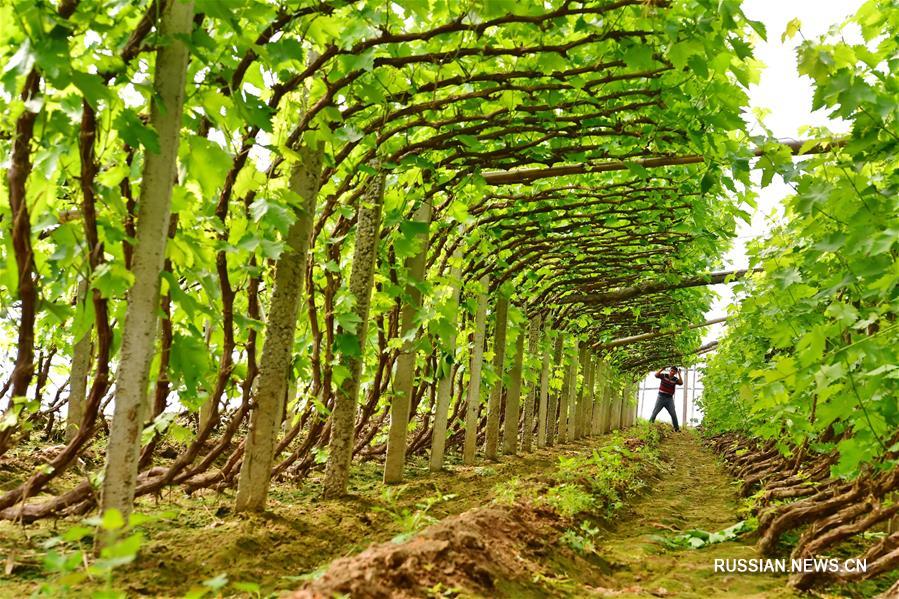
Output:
[649, 392, 680, 431]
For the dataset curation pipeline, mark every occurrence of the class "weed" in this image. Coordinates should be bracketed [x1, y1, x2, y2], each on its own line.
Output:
[284, 564, 329, 584]
[33, 508, 172, 598]
[183, 573, 262, 598]
[473, 466, 497, 478]
[373, 486, 457, 542]
[544, 483, 595, 517]
[426, 581, 462, 597]
[560, 521, 600, 556]
[491, 477, 522, 504]
[549, 430, 655, 519]
[651, 520, 752, 550]
[530, 571, 576, 593]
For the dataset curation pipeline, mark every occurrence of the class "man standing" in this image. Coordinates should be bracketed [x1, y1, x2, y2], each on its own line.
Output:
[649, 366, 683, 431]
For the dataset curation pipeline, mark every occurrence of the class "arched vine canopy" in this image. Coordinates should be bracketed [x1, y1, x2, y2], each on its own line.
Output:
[0, 0, 789, 521]
[1, 0, 760, 383]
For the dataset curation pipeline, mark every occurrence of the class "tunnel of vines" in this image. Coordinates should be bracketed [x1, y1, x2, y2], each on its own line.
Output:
[0, 0, 896, 596]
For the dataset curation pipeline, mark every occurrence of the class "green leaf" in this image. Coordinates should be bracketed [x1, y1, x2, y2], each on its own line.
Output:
[183, 136, 231, 197]
[782, 18, 801, 42]
[249, 197, 295, 235]
[233, 91, 274, 132]
[202, 573, 229, 591]
[306, 15, 342, 46]
[71, 71, 111, 109]
[168, 423, 194, 445]
[747, 19, 767, 41]
[232, 581, 261, 594]
[395, 219, 429, 258]
[61, 525, 94, 542]
[687, 55, 709, 78]
[331, 364, 350, 387]
[170, 332, 212, 396]
[98, 531, 144, 564]
[796, 326, 826, 368]
[72, 295, 95, 345]
[333, 332, 361, 358]
[92, 263, 136, 298]
[101, 508, 125, 531]
[824, 301, 859, 326]
[622, 43, 655, 70]
[114, 109, 160, 153]
[668, 40, 704, 69]
[624, 162, 650, 179]
[700, 171, 715, 194]
[1, 38, 36, 94]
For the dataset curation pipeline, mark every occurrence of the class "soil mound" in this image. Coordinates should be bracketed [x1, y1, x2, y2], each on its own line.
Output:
[290, 500, 598, 598]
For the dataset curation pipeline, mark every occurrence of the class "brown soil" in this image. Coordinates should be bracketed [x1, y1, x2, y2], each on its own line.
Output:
[290, 501, 602, 599]
[287, 429, 668, 599]
[0, 436, 611, 597]
[288, 431, 875, 599]
[7, 429, 887, 598]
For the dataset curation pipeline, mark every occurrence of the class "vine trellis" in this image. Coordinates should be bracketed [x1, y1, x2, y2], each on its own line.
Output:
[0, 0, 895, 590]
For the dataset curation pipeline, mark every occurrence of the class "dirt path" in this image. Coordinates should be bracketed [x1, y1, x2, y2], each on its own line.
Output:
[291, 427, 808, 599]
[594, 431, 797, 598]
[0, 430, 819, 598]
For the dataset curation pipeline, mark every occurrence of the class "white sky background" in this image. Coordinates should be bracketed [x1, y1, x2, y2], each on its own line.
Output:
[637, 0, 863, 424]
